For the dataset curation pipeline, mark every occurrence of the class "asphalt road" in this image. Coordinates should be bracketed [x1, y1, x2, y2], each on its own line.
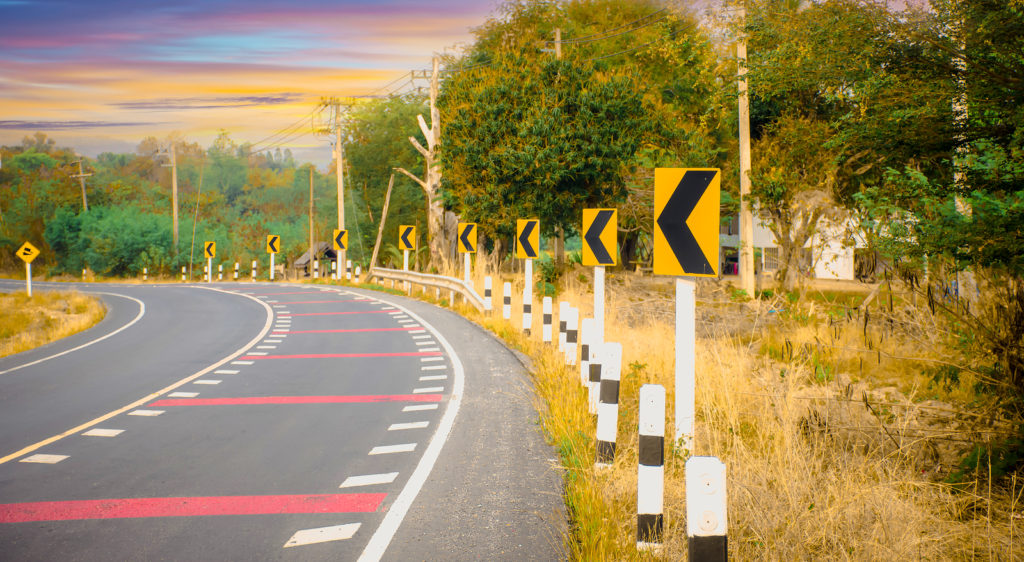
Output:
[0, 280, 564, 560]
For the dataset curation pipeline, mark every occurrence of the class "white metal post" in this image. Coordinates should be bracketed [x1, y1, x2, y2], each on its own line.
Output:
[464, 253, 471, 283]
[686, 456, 728, 561]
[595, 341, 622, 466]
[637, 384, 666, 550]
[206, 257, 212, 283]
[558, 301, 568, 352]
[346, 259, 352, 281]
[483, 276, 493, 311]
[522, 258, 533, 334]
[566, 306, 579, 366]
[580, 317, 594, 386]
[270, 253, 275, 281]
[675, 278, 696, 452]
[594, 265, 606, 339]
[25, 262, 32, 297]
[143, 267, 147, 281]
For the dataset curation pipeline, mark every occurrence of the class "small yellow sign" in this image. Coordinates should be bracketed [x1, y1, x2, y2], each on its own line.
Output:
[204, 241, 216, 259]
[266, 235, 280, 254]
[16, 241, 40, 264]
[582, 209, 617, 266]
[653, 168, 720, 277]
[515, 219, 539, 260]
[333, 229, 348, 252]
[457, 223, 477, 254]
[398, 225, 416, 251]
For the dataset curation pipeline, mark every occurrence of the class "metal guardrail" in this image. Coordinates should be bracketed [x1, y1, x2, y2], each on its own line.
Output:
[367, 267, 487, 312]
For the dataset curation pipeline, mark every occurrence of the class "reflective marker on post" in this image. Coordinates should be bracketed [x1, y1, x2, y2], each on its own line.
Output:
[686, 456, 728, 562]
[542, 297, 553, 343]
[499, 282, 511, 317]
[331, 259, 337, 280]
[595, 342, 622, 466]
[637, 384, 665, 550]
[483, 276, 492, 311]
[313, 260, 319, 280]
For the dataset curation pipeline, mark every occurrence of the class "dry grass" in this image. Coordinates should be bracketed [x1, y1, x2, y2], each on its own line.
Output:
[0, 291, 106, 358]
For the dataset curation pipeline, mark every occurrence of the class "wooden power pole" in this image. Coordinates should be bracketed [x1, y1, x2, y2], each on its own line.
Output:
[737, 6, 756, 297]
[70, 158, 92, 212]
[336, 117, 346, 270]
[309, 165, 315, 275]
[160, 145, 179, 250]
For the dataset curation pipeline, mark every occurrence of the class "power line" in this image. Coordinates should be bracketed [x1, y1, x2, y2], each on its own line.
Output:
[550, 8, 668, 44]
[248, 103, 323, 150]
[584, 26, 685, 62]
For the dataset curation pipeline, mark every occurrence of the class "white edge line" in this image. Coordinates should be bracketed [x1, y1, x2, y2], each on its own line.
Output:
[0, 287, 273, 465]
[0, 291, 146, 376]
[356, 291, 465, 562]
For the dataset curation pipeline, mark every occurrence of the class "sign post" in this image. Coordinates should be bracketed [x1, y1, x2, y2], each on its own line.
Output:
[516, 219, 539, 335]
[267, 235, 279, 281]
[583, 208, 617, 340]
[204, 241, 216, 283]
[457, 222, 477, 283]
[653, 168, 720, 453]
[16, 242, 39, 297]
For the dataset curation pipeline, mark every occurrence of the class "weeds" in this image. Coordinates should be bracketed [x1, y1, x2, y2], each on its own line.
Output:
[0, 291, 106, 357]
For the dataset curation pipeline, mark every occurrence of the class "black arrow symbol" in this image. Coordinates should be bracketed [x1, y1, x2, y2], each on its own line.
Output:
[400, 227, 413, 249]
[584, 210, 614, 265]
[518, 220, 537, 258]
[269, 236, 279, 252]
[20, 247, 32, 257]
[657, 170, 716, 274]
[460, 224, 475, 252]
[334, 231, 346, 250]
[205, 242, 214, 257]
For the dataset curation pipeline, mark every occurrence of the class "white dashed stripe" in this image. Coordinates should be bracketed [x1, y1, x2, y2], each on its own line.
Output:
[369, 443, 416, 455]
[20, 454, 68, 464]
[283, 523, 361, 548]
[169, 392, 199, 398]
[421, 365, 446, 371]
[194, 380, 221, 385]
[128, 410, 164, 416]
[413, 387, 443, 394]
[389, 422, 429, 431]
[82, 428, 124, 437]
[420, 357, 444, 363]
[232, 361, 254, 365]
[339, 472, 399, 488]
[214, 370, 239, 375]
[419, 375, 447, 381]
[402, 404, 438, 412]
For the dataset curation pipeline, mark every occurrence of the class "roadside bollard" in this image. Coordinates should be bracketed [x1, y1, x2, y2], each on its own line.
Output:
[251, 260, 257, 282]
[686, 456, 728, 562]
[502, 282, 512, 320]
[181, 266, 186, 282]
[558, 301, 568, 352]
[143, 267, 147, 281]
[484, 276, 493, 311]
[542, 297, 553, 343]
[566, 307, 579, 366]
[218, 264, 223, 281]
[637, 384, 665, 550]
[234, 262, 239, 280]
[595, 341, 622, 467]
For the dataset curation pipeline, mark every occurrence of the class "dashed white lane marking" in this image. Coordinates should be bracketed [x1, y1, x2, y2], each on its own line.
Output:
[232, 361, 254, 365]
[339, 472, 399, 488]
[368, 443, 416, 455]
[414, 340, 436, 346]
[273, 305, 285, 308]
[421, 365, 446, 371]
[283, 523, 361, 548]
[194, 380, 221, 385]
[263, 339, 282, 343]
[412, 334, 432, 340]
[247, 352, 268, 356]
[420, 357, 444, 363]
[419, 375, 447, 381]
[413, 387, 443, 394]
[20, 454, 68, 464]
[83, 428, 124, 437]
[418, 347, 441, 352]
[388, 422, 429, 431]
[128, 410, 164, 416]
[382, 306, 396, 310]
[266, 300, 279, 303]
[257, 345, 276, 349]
[214, 369, 239, 375]
[169, 392, 199, 398]
[402, 404, 438, 412]
[409, 329, 426, 334]
[397, 319, 415, 324]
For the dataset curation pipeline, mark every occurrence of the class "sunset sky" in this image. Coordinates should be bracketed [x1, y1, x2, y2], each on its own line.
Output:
[0, 0, 501, 165]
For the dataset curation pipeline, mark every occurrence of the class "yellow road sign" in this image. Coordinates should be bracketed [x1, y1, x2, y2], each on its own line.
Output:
[204, 241, 216, 259]
[398, 225, 416, 251]
[266, 235, 280, 254]
[457, 223, 477, 253]
[582, 209, 617, 266]
[653, 168, 720, 277]
[16, 241, 40, 264]
[333, 229, 348, 252]
[515, 219, 539, 259]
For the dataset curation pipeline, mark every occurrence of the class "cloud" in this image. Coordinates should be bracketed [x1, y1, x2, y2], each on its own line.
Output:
[111, 93, 307, 111]
[0, 120, 160, 130]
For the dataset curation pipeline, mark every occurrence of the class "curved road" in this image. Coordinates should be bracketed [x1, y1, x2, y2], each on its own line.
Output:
[0, 280, 563, 560]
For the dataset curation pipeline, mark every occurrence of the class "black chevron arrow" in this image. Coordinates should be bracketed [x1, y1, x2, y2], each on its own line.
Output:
[460, 224, 475, 252]
[657, 170, 716, 274]
[334, 231, 346, 250]
[518, 220, 537, 258]
[268, 236, 279, 253]
[205, 242, 215, 257]
[400, 227, 413, 249]
[584, 210, 614, 265]
[20, 247, 33, 257]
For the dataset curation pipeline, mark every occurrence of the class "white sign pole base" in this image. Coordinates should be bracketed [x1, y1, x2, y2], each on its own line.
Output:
[675, 277, 696, 454]
[26, 262, 32, 297]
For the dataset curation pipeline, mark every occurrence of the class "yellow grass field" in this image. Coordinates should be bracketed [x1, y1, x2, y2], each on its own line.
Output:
[0, 291, 106, 358]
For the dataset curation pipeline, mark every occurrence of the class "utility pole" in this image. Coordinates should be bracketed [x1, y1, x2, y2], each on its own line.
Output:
[553, 29, 565, 266]
[336, 116, 346, 271]
[160, 145, 179, 250]
[309, 164, 315, 277]
[70, 158, 92, 212]
[737, 6, 756, 298]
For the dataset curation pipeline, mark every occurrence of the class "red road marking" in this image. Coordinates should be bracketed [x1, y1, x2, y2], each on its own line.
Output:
[276, 300, 372, 304]
[252, 291, 327, 296]
[278, 311, 390, 317]
[0, 493, 385, 523]
[149, 394, 443, 407]
[275, 328, 418, 334]
[240, 352, 441, 360]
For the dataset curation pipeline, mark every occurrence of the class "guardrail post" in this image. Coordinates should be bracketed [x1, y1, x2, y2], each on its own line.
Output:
[484, 276, 493, 311]
[542, 297, 553, 343]
[595, 341, 621, 467]
[566, 307, 579, 366]
[502, 282, 512, 320]
[686, 456, 728, 562]
[637, 384, 665, 550]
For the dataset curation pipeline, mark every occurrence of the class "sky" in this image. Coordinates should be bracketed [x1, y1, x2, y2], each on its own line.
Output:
[0, 0, 502, 165]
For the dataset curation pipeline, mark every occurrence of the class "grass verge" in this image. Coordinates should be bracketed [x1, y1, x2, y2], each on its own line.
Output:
[0, 291, 107, 358]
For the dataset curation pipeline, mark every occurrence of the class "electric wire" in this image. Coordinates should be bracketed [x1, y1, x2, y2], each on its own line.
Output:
[247, 103, 322, 150]
[549, 8, 667, 44]
[557, 13, 669, 45]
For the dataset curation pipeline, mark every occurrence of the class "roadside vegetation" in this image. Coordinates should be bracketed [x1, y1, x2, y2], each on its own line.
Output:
[0, 292, 106, 358]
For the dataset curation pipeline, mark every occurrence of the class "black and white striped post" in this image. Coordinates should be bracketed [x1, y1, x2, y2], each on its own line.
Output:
[565, 307, 579, 366]
[483, 276, 493, 311]
[347, 259, 353, 280]
[143, 267, 148, 281]
[331, 259, 337, 280]
[218, 264, 223, 281]
[251, 260, 257, 282]
[313, 259, 319, 279]
[502, 281, 512, 320]
[234, 262, 239, 280]
[587, 335, 603, 414]
[595, 341, 622, 467]
[580, 317, 594, 386]
[686, 456, 728, 562]
[181, 266, 186, 282]
[522, 288, 532, 335]
[355, 265, 361, 282]
[558, 301, 568, 352]
[637, 384, 665, 550]
[542, 297, 553, 343]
